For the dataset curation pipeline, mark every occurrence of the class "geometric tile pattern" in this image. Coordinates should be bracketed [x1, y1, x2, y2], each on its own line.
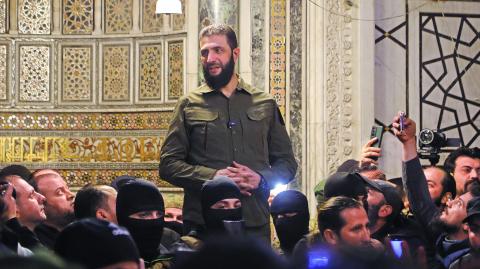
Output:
[103, 45, 130, 101]
[0, 112, 172, 130]
[0, 0, 6, 33]
[139, 44, 162, 100]
[0, 45, 7, 100]
[142, 0, 163, 33]
[172, 0, 185, 31]
[167, 40, 183, 100]
[105, 0, 132, 34]
[270, 0, 287, 117]
[62, 0, 94, 35]
[18, 0, 51, 34]
[420, 13, 480, 147]
[18, 45, 50, 102]
[61, 46, 92, 102]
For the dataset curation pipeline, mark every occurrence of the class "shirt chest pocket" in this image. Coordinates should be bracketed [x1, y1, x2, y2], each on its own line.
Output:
[244, 103, 274, 155]
[185, 108, 219, 151]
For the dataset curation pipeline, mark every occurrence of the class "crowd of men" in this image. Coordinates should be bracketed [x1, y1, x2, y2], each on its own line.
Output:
[0, 23, 478, 269]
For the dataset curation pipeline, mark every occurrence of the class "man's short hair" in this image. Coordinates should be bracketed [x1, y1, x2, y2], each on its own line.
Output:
[318, 196, 363, 235]
[74, 186, 111, 219]
[199, 24, 238, 50]
[423, 165, 457, 199]
[444, 147, 480, 174]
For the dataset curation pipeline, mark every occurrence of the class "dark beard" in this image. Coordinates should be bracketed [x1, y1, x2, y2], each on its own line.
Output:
[202, 54, 235, 90]
[367, 202, 384, 228]
[430, 216, 459, 235]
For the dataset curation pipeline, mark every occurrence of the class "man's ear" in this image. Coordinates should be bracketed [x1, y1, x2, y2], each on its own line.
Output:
[378, 204, 392, 218]
[323, 229, 339, 245]
[96, 209, 109, 221]
[232, 47, 240, 62]
[441, 192, 452, 204]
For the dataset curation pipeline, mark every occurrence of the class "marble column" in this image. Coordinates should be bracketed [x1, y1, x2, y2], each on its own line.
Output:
[304, 0, 375, 213]
[198, 0, 239, 32]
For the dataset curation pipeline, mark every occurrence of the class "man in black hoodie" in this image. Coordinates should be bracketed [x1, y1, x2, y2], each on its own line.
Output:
[116, 180, 172, 268]
[270, 190, 309, 255]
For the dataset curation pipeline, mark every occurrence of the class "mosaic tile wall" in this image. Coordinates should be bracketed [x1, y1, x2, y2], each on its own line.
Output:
[0, 0, 186, 189]
[270, 0, 287, 117]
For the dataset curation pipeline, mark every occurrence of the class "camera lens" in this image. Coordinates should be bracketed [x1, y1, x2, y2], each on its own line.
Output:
[419, 128, 447, 148]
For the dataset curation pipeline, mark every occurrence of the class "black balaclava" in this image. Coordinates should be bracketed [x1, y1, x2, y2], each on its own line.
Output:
[165, 221, 184, 236]
[270, 190, 309, 254]
[116, 180, 165, 262]
[201, 176, 242, 233]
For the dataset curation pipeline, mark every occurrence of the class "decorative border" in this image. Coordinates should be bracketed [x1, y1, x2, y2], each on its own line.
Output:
[0, 111, 173, 130]
[0, 41, 10, 104]
[269, 0, 287, 117]
[325, 0, 354, 175]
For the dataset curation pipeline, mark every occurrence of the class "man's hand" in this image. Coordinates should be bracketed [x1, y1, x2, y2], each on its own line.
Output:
[224, 162, 261, 196]
[359, 137, 381, 168]
[0, 183, 17, 221]
[392, 111, 417, 161]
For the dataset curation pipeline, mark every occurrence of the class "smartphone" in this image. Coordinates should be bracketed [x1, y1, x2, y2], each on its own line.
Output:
[370, 126, 384, 161]
[388, 234, 407, 259]
[399, 112, 406, 132]
[308, 249, 330, 268]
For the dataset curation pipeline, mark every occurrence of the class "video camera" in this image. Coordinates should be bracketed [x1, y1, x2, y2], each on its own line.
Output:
[418, 128, 461, 165]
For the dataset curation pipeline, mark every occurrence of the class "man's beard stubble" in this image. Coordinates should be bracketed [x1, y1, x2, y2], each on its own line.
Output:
[202, 54, 236, 90]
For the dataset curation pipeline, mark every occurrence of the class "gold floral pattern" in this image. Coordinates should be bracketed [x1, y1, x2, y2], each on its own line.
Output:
[0, 45, 7, 100]
[105, 0, 132, 34]
[63, 0, 93, 34]
[171, 0, 185, 31]
[168, 41, 183, 100]
[0, 0, 6, 33]
[142, 0, 163, 33]
[62, 46, 92, 102]
[19, 45, 50, 102]
[270, 0, 287, 116]
[139, 44, 162, 100]
[18, 0, 51, 34]
[103, 45, 130, 101]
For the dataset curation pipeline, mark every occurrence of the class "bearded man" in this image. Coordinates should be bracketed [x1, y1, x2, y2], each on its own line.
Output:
[160, 24, 297, 243]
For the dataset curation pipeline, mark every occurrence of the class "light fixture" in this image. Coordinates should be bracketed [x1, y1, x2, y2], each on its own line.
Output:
[156, 0, 182, 14]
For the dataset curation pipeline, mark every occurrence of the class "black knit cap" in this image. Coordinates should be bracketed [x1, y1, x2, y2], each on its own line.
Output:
[270, 190, 308, 215]
[0, 165, 32, 181]
[324, 172, 368, 199]
[116, 180, 164, 224]
[110, 175, 136, 191]
[464, 196, 480, 223]
[201, 176, 241, 210]
[54, 218, 140, 269]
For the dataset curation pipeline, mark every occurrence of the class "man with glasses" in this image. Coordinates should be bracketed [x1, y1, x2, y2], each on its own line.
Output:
[392, 112, 480, 269]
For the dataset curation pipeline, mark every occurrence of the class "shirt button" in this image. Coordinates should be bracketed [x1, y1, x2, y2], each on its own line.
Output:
[232, 130, 236, 134]
[234, 148, 237, 152]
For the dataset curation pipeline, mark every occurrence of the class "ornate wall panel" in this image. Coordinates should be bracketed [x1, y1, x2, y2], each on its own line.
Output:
[104, 0, 132, 34]
[172, 0, 185, 31]
[167, 40, 184, 101]
[0, 0, 6, 33]
[62, 0, 94, 35]
[60, 45, 94, 103]
[270, 0, 287, 117]
[138, 42, 163, 102]
[420, 12, 480, 147]
[101, 45, 131, 103]
[18, 0, 51, 34]
[289, 0, 303, 187]
[17, 45, 51, 103]
[0, 44, 7, 101]
[251, 0, 266, 91]
[142, 0, 163, 33]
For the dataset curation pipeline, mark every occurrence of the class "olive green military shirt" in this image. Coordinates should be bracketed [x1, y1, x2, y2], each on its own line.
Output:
[159, 76, 297, 227]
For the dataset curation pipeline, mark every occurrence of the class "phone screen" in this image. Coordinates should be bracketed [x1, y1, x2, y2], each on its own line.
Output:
[390, 239, 403, 258]
[308, 249, 330, 268]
